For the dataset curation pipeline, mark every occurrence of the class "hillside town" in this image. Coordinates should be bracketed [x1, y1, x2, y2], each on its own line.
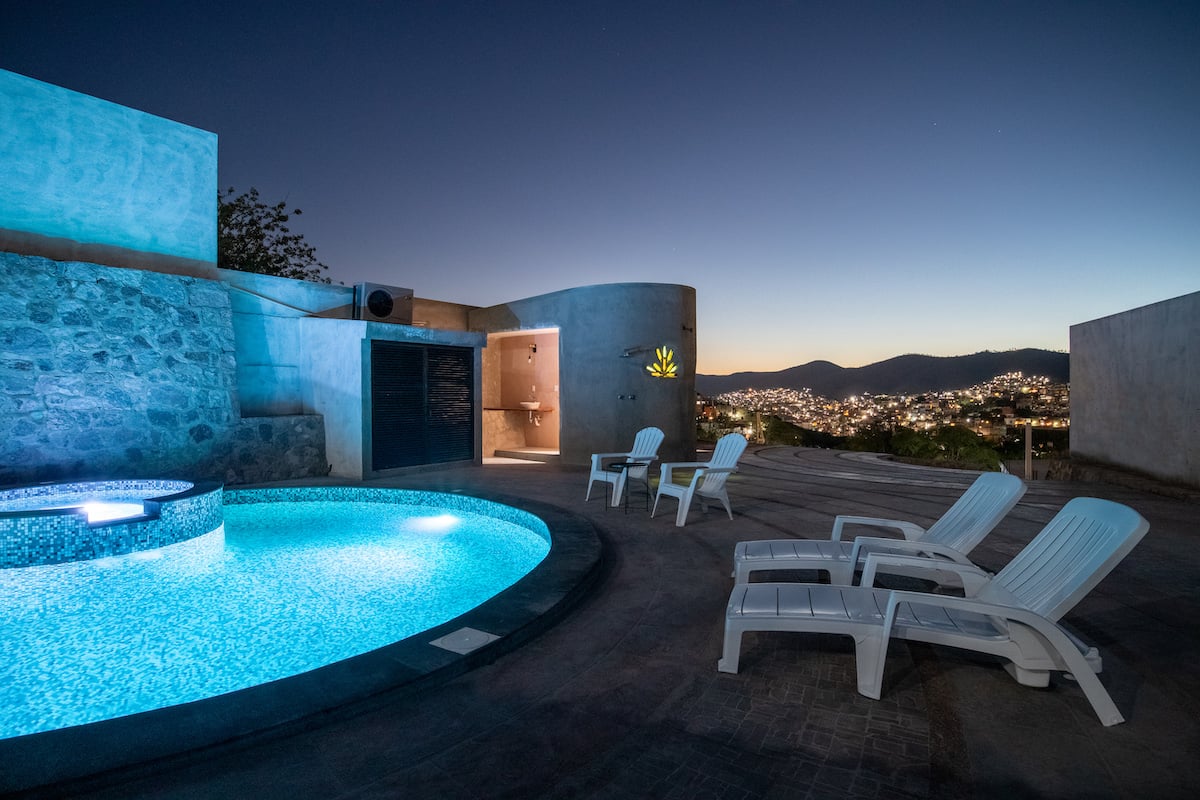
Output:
[705, 372, 1070, 440]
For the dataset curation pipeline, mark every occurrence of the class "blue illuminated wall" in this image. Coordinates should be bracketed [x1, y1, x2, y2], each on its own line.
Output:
[0, 69, 217, 278]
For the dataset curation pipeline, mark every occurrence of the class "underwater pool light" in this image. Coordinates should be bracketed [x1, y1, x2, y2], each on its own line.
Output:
[403, 513, 462, 534]
[82, 502, 146, 523]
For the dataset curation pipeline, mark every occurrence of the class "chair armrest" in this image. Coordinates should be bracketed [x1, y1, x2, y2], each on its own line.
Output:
[659, 461, 708, 471]
[882, 590, 1078, 651]
[859, 553, 992, 594]
[830, 515, 926, 542]
[848, 537, 977, 573]
[625, 457, 658, 476]
[591, 451, 633, 469]
[683, 465, 737, 489]
[659, 461, 707, 484]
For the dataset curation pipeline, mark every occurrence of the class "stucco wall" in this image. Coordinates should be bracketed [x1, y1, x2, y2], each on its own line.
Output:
[470, 283, 697, 466]
[413, 298, 475, 331]
[0, 69, 217, 279]
[0, 253, 327, 486]
[223, 269, 354, 416]
[1070, 291, 1199, 488]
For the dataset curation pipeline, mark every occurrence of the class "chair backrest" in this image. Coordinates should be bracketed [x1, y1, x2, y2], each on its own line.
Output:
[698, 433, 748, 492]
[982, 497, 1150, 621]
[630, 427, 665, 461]
[923, 472, 1027, 553]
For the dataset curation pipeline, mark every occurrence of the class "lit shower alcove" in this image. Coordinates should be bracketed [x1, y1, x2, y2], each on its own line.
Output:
[483, 328, 561, 462]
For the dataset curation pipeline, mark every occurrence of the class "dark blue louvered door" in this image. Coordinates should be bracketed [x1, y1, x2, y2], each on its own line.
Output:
[370, 341, 474, 470]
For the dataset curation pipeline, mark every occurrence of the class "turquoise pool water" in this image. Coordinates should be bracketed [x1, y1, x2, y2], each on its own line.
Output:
[0, 490, 549, 740]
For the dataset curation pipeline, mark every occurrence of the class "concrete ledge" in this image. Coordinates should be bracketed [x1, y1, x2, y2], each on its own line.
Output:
[1059, 457, 1200, 502]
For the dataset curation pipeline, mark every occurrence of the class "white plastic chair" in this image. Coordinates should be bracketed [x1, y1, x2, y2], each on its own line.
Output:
[732, 472, 1027, 584]
[719, 497, 1150, 726]
[585, 427, 665, 507]
[652, 433, 748, 527]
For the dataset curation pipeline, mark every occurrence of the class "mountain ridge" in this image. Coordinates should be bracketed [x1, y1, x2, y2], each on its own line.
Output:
[696, 349, 1069, 399]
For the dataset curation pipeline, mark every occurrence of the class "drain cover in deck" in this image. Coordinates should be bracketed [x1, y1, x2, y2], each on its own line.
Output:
[430, 627, 500, 654]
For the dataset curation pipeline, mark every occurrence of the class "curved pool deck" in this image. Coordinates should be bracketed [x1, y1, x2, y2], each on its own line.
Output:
[5, 449, 1200, 799]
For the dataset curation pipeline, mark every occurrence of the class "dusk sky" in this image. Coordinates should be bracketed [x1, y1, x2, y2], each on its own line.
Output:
[4, 1, 1197, 374]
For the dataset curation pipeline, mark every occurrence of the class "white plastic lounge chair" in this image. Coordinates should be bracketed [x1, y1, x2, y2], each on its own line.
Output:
[719, 497, 1150, 726]
[732, 472, 1027, 585]
[652, 432, 748, 527]
[585, 426, 665, 507]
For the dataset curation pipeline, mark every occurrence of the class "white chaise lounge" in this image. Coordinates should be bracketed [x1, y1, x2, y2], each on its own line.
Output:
[732, 472, 1026, 585]
[718, 496, 1150, 726]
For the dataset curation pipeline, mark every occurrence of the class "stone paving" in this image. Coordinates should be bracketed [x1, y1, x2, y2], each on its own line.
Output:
[17, 447, 1200, 799]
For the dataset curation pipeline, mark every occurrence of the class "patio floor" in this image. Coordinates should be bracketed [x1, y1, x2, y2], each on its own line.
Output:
[17, 447, 1200, 799]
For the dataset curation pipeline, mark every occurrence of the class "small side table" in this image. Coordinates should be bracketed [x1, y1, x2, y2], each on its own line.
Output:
[605, 461, 651, 513]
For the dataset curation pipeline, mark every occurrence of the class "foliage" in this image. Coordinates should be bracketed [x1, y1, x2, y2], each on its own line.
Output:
[846, 423, 1001, 470]
[846, 423, 894, 453]
[217, 187, 331, 283]
[890, 426, 939, 459]
[996, 427, 1071, 459]
[931, 426, 1001, 469]
[763, 416, 845, 448]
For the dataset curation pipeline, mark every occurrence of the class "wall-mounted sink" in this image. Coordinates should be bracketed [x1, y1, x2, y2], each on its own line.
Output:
[519, 401, 541, 410]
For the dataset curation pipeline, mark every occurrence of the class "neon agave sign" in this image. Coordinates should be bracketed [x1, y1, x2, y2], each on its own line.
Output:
[646, 346, 678, 378]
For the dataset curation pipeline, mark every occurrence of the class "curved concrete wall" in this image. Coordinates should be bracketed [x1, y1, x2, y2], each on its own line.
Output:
[471, 283, 697, 466]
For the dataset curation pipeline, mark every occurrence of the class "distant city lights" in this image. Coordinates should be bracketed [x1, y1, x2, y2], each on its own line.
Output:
[710, 372, 1068, 438]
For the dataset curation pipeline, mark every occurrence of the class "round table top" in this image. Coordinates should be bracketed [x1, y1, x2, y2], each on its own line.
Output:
[606, 461, 648, 471]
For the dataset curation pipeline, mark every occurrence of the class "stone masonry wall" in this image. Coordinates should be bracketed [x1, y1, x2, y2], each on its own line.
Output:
[232, 415, 328, 484]
[0, 253, 327, 486]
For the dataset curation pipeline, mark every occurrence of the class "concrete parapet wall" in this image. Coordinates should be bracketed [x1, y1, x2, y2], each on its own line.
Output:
[1070, 291, 1199, 489]
[0, 69, 217, 278]
[413, 298, 475, 331]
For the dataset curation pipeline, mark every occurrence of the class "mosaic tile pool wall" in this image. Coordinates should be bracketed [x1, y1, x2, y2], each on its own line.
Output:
[224, 486, 551, 543]
[0, 479, 223, 568]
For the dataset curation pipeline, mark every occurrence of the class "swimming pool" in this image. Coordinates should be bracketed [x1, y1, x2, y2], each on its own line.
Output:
[0, 487, 551, 741]
[0, 485, 598, 794]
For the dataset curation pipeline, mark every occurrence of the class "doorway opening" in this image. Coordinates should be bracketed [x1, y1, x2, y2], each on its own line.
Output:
[482, 328, 560, 463]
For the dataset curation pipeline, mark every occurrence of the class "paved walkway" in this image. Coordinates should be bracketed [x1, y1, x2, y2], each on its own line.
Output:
[20, 448, 1200, 799]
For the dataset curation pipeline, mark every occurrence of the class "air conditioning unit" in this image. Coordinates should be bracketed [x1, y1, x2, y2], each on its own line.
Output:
[354, 283, 414, 324]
